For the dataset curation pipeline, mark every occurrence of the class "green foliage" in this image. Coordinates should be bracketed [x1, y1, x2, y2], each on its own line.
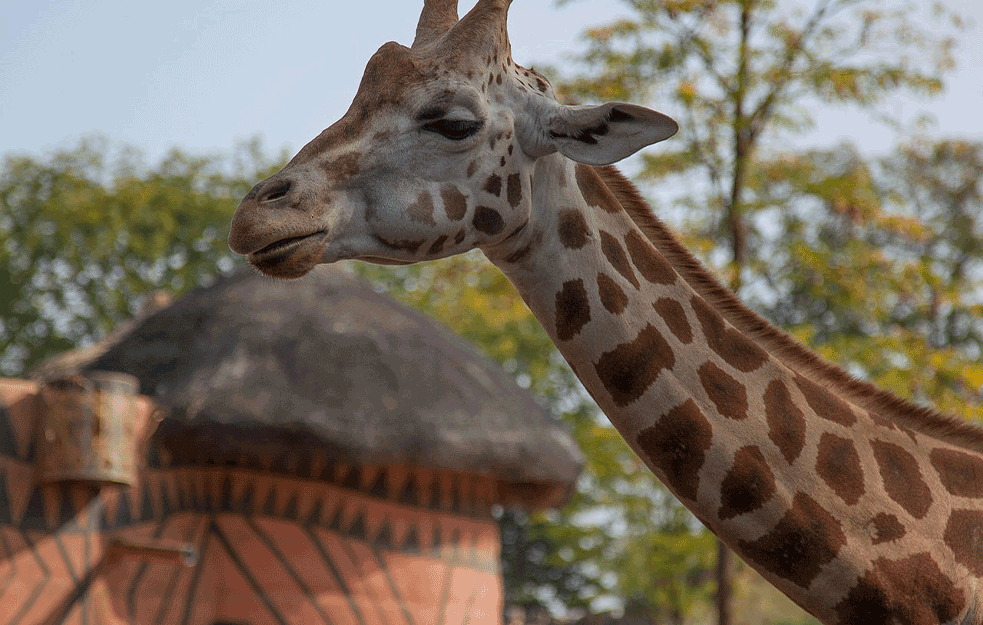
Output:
[751, 140, 983, 419]
[0, 136, 287, 375]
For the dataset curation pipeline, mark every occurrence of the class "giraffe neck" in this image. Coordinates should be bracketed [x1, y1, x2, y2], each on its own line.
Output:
[487, 156, 982, 625]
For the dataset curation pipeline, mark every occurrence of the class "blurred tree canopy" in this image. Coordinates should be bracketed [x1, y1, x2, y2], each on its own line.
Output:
[0, 136, 286, 375]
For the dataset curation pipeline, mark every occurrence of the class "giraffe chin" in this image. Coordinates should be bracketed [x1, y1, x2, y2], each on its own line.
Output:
[247, 233, 328, 280]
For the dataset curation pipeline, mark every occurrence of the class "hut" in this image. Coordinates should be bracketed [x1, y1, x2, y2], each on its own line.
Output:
[0, 266, 582, 625]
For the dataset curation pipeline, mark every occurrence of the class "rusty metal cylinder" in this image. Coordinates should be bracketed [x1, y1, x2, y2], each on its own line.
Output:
[38, 371, 143, 486]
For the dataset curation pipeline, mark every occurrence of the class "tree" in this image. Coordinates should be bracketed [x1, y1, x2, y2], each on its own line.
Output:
[0, 136, 286, 375]
[751, 139, 983, 417]
[554, 0, 963, 620]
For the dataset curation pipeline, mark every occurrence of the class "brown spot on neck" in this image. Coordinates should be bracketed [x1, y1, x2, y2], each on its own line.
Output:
[595, 323, 674, 407]
[835, 553, 966, 624]
[930, 447, 983, 498]
[625, 229, 676, 285]
[600, 231, 640, 290]
[576, 163, 622, 213]
[698, 361, 747, 420]
[944, 509, 983, 576]
[554, 279, 591, 342]
[718, 445, 777, 520]
[558, 210, 590, 249]
[869, 512, 906, 544]
[793, 374, 857, 427]
[738, 492, 846, 590]
[872, 439, 933, 519]
[597, 272, 628, 314]
[816, 433, 865, 505]
[636, 399, 712, 502]
[763, 379, 806, 465]
[653, 298, 692, 344]
[691, 295, 768, 373]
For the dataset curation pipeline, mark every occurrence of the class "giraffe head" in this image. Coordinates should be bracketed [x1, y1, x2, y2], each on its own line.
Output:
[228, 0, 677, 278]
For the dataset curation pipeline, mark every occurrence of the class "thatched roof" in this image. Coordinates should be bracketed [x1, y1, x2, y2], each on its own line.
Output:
[56, 267, 582, 507]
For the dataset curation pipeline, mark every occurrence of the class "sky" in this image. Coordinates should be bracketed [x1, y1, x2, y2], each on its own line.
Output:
[1, 0, 981, 165]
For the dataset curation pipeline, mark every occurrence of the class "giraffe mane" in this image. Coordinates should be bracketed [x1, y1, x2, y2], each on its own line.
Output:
[593, 164, 983, 453]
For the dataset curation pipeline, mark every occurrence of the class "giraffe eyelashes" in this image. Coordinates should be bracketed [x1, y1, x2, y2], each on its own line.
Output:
[421, 118, 484, 141]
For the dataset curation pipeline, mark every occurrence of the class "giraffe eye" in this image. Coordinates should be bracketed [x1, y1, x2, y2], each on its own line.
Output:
[422, 118, 483, 140]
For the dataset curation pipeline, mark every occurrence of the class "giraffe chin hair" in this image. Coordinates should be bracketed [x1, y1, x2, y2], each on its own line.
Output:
[247, 232, 328, 280]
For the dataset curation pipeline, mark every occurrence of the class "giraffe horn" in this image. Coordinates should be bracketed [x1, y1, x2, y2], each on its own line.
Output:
[413, 0, 460, 48]
[441, 0, 512, 53]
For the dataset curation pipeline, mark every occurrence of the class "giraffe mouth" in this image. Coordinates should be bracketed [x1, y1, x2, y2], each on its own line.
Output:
[250, 231, 328, 260]
[246, 231, 330, 279]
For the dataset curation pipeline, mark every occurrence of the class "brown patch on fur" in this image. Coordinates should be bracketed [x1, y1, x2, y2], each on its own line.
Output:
[834, 553, 966, 625]
[441, 187, 468, 221]
[816, 433, 865, 505]
[554, 279, 590, 342]
[653, 298, 692, 344]
[691, 295, 768, 373]
[764, 379, 807, 465]
[472, 206, 505, 236]
[624, 230, 676, 285]
[467, 161, 478, 178]
[738, 492, 846, 589]
[698, 361, 747, 420]
[324, 151, 362, 180]
[872, 440, 933, 519]
[595, 323, 674, 407]
[718, 445, 777, 521]
[944, 509, 983, 576]
[870, 513, 906, 544]
[484, 174, 502, 196]
[454, 229, 466, 245]
[590, 165, 983, 455]
[558, 210, 590, 249]
[597, 272, 628, 315]
[407, 190, 436, 225]
[793, 374, 857, 427]
[636, 399, 712, 502]
[427, 235, 448, 256]
[600, 231, 640, 289]
[576, 164, 621, 213]
[930, 447, 983, 498]
[506, 173, 522, 208]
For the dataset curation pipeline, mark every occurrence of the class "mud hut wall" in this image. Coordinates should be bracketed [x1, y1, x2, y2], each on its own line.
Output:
[1, 379, 507, 625]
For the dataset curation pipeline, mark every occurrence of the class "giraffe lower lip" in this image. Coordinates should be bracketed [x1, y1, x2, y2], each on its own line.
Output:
[251, 232, 327, 260]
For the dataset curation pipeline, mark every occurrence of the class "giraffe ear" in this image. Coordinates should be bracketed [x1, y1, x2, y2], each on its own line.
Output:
[547, 103, 678, 166]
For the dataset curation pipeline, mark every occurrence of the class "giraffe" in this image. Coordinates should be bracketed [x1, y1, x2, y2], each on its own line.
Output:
[228, 1, 983, 622]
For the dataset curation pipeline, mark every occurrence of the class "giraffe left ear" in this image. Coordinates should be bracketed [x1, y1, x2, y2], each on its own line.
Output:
[547, 103, 678, 166]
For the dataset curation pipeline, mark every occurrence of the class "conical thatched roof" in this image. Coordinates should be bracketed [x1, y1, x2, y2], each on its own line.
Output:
[56, 267, 582, 507]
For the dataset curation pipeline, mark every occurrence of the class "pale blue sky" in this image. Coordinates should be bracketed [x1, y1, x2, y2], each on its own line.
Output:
[1, 0, 981, 163]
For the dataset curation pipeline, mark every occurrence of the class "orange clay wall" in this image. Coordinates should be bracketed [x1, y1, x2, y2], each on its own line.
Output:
[0, 379, 504, 625]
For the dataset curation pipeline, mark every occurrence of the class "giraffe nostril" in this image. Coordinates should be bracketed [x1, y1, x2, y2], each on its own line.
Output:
[259, 179, 292, 204]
